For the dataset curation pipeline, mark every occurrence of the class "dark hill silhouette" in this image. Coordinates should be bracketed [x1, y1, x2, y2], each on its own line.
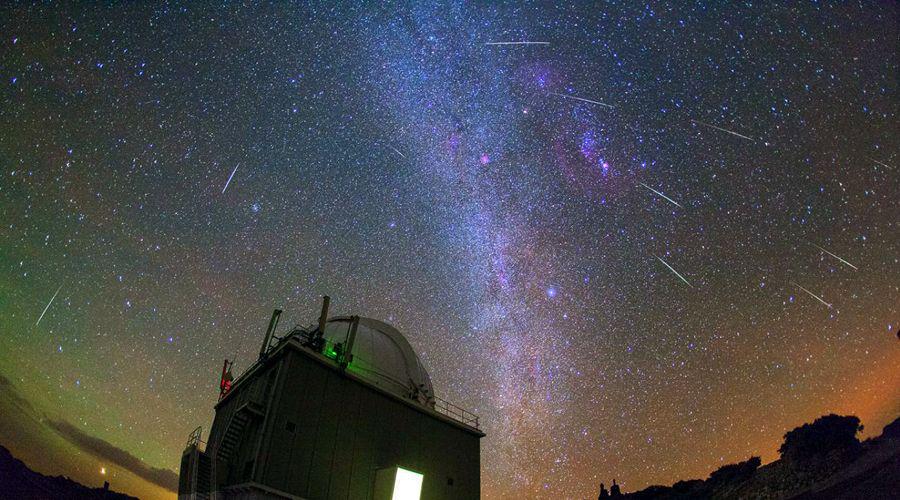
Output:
[616, 414, 900, 499]
[0, 443, 136, 500]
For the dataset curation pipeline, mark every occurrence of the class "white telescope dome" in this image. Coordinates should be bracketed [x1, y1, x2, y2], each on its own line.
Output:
[321, 316, 434, 407]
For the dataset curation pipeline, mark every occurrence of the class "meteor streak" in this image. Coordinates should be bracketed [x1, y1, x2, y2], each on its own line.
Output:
[639, 182, 683, 208]
[36, 285, 62, 326]
[485, 41, 550, 46]
[549, 92, 615, 109]
[867, 157, 894, 170]
[655, 256, 693, 288]
[691, 119, 756, 142]
[792, 282, 832, 309]
[222, 164, 239, 194]
[389, 146, 406, 159]
[810, 242, 858, 270]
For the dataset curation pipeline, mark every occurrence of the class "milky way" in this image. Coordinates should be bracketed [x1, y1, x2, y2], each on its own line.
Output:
[1, 3, 898, 499]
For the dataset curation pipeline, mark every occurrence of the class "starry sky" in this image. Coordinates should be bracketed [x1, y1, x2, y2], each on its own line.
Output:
[1, 2, 898, 499]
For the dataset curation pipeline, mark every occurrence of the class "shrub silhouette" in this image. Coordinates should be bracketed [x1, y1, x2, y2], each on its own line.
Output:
[707, 456, 761, 484]
[778, 414, 862, 461]
[882, 417, 900, 440]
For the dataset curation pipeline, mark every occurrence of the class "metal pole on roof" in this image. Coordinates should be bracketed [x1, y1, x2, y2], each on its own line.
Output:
[317, 295, 331, 336]
[341, 315, 359, 369]
[259, 309, 282, 359]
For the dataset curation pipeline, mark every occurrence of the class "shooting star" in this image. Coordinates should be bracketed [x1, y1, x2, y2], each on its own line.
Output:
[809, 242, 858, 270]
[792, 282, 832, 309]
[639, 182, 683, 208]
[691, 119, 756, 142]
[221, 164, 239, 194]
[867, 157, 894, 170]
[655, 256, 693, 288]
[389, 146, 406, 159]
[549, 92, 615, 109]
[36, 285, 62, 326]
[485, 41, 550, 46]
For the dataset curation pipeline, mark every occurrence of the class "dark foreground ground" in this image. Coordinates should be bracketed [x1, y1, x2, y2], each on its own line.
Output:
[1, 415, 897, 499]
[0, 444, 136, 500]
[621, 415, 900, 500]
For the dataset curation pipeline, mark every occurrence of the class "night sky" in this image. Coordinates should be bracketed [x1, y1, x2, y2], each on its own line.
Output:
[1, 2, 898, 499]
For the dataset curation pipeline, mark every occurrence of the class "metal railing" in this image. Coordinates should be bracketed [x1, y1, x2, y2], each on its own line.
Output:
[434, 396, 480, 430]
[185, 426, 206, 452]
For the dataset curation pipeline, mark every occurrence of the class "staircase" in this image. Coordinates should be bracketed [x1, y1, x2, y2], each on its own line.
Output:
[196, 452, 211, 498]
[216, 412, 248, 462]
[215, 401, 265, 463]
[208, 401, 265, 494]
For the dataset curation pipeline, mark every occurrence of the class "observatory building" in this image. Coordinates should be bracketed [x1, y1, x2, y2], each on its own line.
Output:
[179, 297, 483, 500]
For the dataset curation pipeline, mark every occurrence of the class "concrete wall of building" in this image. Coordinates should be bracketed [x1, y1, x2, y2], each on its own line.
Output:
[248, 347, 481, 500]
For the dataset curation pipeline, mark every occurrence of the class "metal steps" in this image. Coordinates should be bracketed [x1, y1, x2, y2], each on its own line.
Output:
[216, 410, 251, 462]
[215, 401, 265, 463]
[196, 452, 211, 498]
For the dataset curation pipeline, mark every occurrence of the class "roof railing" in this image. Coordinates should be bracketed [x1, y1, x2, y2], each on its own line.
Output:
[433, 396, 480, 430]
